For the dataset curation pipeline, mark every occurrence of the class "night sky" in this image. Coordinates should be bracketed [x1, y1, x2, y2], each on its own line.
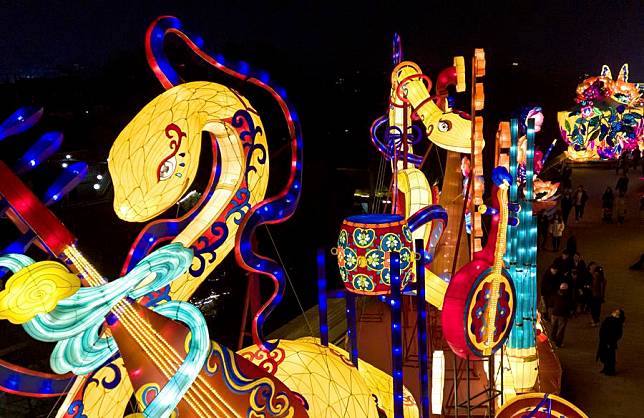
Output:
[0, 3, 642, 412]
[1, 1, 642, 80]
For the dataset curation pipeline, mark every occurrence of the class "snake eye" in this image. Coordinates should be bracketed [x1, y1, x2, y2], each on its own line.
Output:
[437, 120, 452, 132]
[158, 156, 177, 181]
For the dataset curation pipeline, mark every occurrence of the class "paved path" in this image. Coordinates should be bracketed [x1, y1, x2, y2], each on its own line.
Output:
[538, 166, 644, 417]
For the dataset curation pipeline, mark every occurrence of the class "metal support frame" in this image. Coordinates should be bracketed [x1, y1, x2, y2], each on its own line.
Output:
[448, 354, 504, 417]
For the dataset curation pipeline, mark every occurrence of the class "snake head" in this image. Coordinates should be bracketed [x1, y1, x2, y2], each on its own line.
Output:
[108, 85, 203, 222]
[425, 111, 474, 153]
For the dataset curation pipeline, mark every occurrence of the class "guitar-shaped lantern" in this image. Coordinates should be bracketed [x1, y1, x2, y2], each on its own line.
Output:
[441, 166, 519, 359]
[0, 161, 308, 418]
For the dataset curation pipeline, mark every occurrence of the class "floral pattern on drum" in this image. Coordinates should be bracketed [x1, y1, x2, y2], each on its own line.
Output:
[337, 214, 414, 295]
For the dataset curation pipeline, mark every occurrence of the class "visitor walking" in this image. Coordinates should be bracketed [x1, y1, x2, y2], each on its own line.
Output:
[540, 263, 562, 320]
[555, 250, 574, 276]
[601, 187, 614, 223]
[561, 189, 573, 225]
[590, 266, 606, 327]
[571, 252, 586, 273]
[550, 282, 574, 348]
[573, 186, 588, 221]
[615, 173, 629, 195]
[596, 309, 625, 376]
[561, 163, 573, 190]
[548, 215, 565, 251]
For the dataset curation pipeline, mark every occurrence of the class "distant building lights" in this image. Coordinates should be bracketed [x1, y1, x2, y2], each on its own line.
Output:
[65, 154, 72, 159]
[96, 174, 103, 180]
[61, 163, 68, 168]
[93, 184, 100, 190]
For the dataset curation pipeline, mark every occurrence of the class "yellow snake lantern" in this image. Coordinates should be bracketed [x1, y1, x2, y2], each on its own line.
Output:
[56, 80, 272, 418]
[109, 81, 269, 301]
[55, 17, 281, 417]
[56, 16, 419, 418]
[109, 81, 268, 224]
[392, 60, 474, 153]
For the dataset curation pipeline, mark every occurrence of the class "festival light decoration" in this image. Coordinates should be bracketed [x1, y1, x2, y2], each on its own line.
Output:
[0, 15, 309, 416]
[496, 393, 589, 418]
[0, 16, 597, 418]
[42, 162, 88, 205]
[0, 114, 89, 399]
[430, 351, 445, 415]
[468, 49, 487, 255]
[392, 61, 473, 153]
[0, 14, 311, 417]
[370, 49, 458, 309]
[558, 63, 643, 161]
[239, 337, 420, 418]
[506, 118, 540, 392]
[0, 358, 74, 398]
[0, 257, 80, 324]
[513, 107, 559, 202]
[389, 251, 404, 417]
[441, 167, 517, 359]
[0, 107, 44, 142]
[337, 214, 414, 294]
[14, 131, 63, 175]
[1, 240, 307, 417]
[414, 239, 429, 418]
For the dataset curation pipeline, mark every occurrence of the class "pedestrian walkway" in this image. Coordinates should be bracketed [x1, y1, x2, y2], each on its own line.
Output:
[538, 166, 644, 417]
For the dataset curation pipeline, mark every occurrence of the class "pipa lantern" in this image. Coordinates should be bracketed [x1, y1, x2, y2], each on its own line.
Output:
[337, 214, 414, 295]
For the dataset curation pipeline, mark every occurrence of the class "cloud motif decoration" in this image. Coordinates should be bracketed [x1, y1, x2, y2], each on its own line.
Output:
[0, 260, 80, 324]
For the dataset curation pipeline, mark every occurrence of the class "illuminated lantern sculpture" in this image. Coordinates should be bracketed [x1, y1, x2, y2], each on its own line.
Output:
[337, 214, 414, 294]
[0, 109, 85, 398]
[239, 337, 420, 418]
[0, 15, 308, 418]
[496, 393, 589, 418]
[558, 63, 643, 161]
[441, 167, 517, 359]
[505, 118, 540, 392]
[369, 45, 462, 308]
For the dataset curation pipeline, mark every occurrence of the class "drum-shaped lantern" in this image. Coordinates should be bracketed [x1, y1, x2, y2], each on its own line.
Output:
[337, 214, 414, 295]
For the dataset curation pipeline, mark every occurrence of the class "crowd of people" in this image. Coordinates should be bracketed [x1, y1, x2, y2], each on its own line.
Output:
[539, 247, 625, 375]
[535, 160, 634, 376]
